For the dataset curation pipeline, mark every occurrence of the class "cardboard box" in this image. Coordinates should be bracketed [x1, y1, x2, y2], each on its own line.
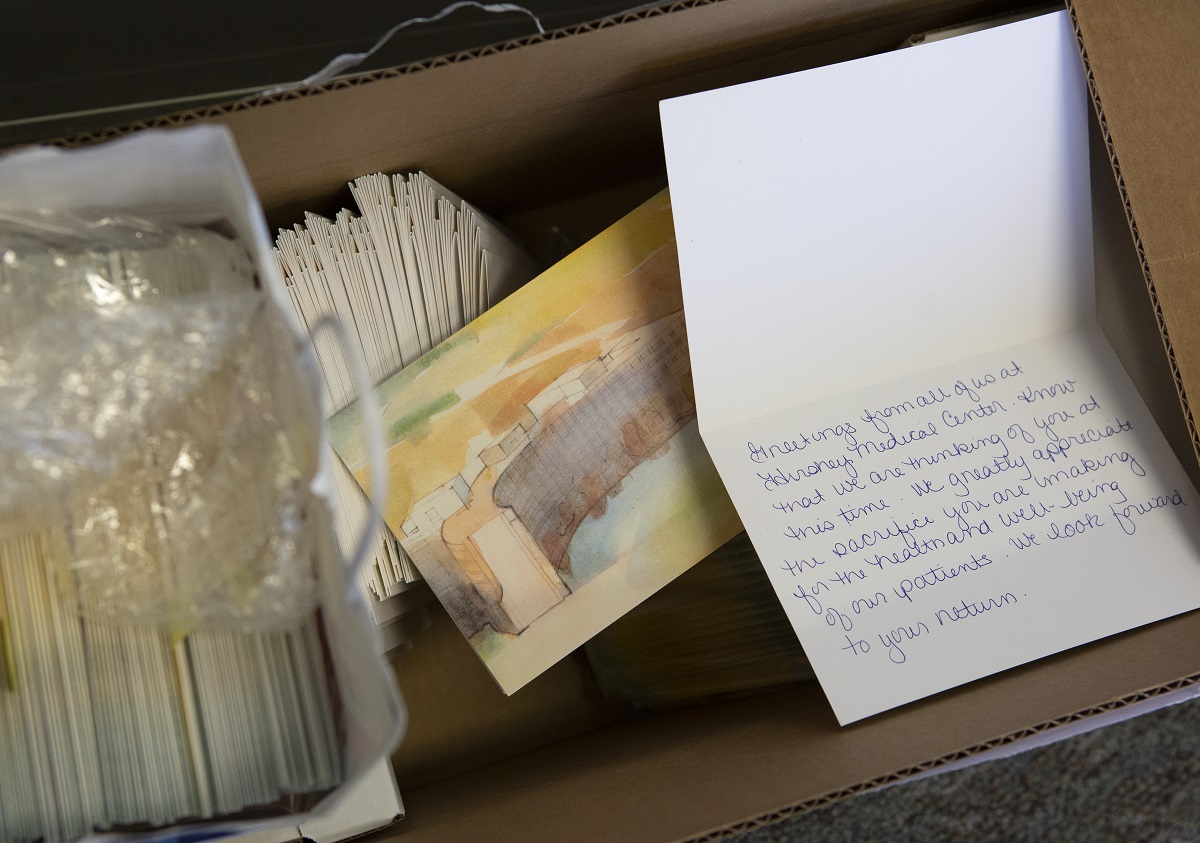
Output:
[51, 0, 1200, 838]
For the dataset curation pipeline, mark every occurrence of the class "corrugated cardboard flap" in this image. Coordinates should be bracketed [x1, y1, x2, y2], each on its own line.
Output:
[1070, 0, 1200, 465]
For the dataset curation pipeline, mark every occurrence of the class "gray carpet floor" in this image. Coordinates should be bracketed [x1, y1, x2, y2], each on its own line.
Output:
[734, 696, 1200, 842]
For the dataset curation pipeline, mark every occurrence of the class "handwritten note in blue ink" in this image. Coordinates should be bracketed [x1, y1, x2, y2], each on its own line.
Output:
[703, 329, 1200, 722]
[661, 11, 1200, 723]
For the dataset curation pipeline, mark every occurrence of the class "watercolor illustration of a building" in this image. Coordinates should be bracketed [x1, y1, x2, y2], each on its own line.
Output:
[397, 311, 696, 640]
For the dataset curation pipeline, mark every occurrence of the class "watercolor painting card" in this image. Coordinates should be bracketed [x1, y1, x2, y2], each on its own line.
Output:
[660, 11, 1200, 723]
[329, 192, 742, 693]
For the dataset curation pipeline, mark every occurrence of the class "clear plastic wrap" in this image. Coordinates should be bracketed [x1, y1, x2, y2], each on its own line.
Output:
[0, 210, 318, 632]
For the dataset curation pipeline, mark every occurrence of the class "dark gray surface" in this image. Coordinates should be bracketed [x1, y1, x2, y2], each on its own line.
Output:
[0, 0, 639, 146]
[734, 695, 1200, 842]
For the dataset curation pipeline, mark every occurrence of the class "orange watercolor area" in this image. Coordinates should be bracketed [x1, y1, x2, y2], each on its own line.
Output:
[509, 241, 685, 366]
[360, 237, 688, 529]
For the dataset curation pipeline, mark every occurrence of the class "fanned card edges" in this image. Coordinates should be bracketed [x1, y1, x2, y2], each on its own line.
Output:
[274, 171, 537, 607]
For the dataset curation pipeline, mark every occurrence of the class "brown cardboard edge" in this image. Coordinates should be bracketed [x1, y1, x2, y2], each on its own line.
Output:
[45, 0, 725, 149]
[1066, 0, 1200, 471]
[684, 672, 1200, 841]
[337, 815, 405, 843]
[901, 2, 1049, 44]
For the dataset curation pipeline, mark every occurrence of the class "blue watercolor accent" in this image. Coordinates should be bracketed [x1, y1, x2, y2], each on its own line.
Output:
[561, 421, 709, 590]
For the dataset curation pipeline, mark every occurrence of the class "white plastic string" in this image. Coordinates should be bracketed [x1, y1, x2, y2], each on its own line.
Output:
[0, 1, 691, 136]
[257, 2, 548, 97]
[310, 315, 388, 586]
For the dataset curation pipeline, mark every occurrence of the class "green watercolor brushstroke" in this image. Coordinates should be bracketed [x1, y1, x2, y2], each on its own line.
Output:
[505, 327, 550, 364]
[504, 315, 570, 365]
[413, 330, 475, 371]
[375, 329, 478, 408]
[389, 392, 460, 440]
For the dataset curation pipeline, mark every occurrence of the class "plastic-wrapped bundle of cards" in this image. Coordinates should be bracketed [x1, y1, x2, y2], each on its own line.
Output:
[0, 127, 404, 843]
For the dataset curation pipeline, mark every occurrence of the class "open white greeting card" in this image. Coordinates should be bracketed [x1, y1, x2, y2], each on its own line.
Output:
[660, 11, 1200, 724]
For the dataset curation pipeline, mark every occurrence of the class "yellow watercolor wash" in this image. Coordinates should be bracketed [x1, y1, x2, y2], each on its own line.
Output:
[330, 190, 683, 532]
